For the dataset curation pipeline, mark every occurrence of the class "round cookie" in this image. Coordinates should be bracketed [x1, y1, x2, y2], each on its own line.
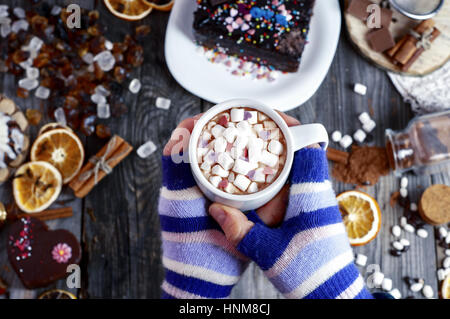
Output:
[419, 184, 450, 225]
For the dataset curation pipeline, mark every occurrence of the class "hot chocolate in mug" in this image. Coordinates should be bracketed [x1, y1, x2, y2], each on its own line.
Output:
[188, 99, 329, 211]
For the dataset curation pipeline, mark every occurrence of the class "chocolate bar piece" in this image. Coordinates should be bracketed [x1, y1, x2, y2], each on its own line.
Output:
[367, 27, 395, 52]
[193, 0, 316, 73]
[346, 0, 373, 21]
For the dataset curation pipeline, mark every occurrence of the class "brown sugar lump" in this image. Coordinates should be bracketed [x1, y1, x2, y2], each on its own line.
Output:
[419, 184, 450, 225]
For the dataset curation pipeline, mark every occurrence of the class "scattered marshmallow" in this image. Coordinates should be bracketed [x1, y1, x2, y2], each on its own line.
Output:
[399, 187, 408, 198]
[410, 202, 417, 212]
[400, 176, 408, 189]
[392, 225, 401, 237]
[234, 174, 251, 191]
[354, 83, 367, 95]
[355, 254, 368, 266]
[400, 216, 407, 227]
[362, 120, 376, 133]
[353, 129, 366, 143]
[223, 127, 238, 143]
[390, 288, 401, 299]
[200, 161, 211, 172]
[392, 241, 404, 251]
[403, 224, 415, 233]
[331, 130, 342, 142]
[214, 136, 227, 153]
[358, 112, 371, 124]
[443, 257, 450, 269]
[381, 278, 393, 292]
[217, 152, 234, 171]
[422, 285, 434, 299]
[339, 135, 353, 149]
[233, 158, 256, 175]
[373, 271, 384, 287]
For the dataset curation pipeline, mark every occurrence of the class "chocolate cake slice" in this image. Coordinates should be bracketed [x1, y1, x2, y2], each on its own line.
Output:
[193, 0, 316, 73]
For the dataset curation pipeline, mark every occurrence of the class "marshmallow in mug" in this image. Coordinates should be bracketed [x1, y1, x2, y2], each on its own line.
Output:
[197, 108, 286, 195]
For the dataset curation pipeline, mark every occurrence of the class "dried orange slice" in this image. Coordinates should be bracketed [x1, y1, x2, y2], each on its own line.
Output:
[143, 0, 174, 11]
[442, 274, 450, 299]
[31, 129, 85, 184]
[38, 289, 77, 299]
[13, 161, 62, 213]
[337, 190, 382, 246]
[38, 122, 73, 136]
[103, 0, 152, 21]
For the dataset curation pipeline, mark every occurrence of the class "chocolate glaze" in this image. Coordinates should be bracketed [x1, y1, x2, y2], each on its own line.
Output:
[7, 217, 81, 289]
[193, 0, 315, 72]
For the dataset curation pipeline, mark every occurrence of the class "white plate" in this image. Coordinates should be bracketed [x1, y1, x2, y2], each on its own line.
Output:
[165, 0, 341, 111]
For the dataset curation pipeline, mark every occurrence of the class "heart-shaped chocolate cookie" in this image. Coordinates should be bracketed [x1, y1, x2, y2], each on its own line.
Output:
[7, 217, 81, 289]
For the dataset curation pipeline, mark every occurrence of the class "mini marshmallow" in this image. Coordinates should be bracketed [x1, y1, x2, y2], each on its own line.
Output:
[382, 278, 393, 292]
[209, 175, 222, 188]
[227, 122, 235, 128]
[353, 129, 366, 143]
[228, 172, 235, 183]
[247, 182, 258, 193]
[234, 135, 249, 149]
[372, 271, 384, 287]
[212, 164, 229, 177]
[233, 158, 257, 175]
[197, 148, 208, 157]
[400, 176, 408, 189]
[331, 131, 342, 142]
[266, 174, 276, 183]
[207, 121, 217, 130]
[263, 120, 277, 129]
[217, 152, 234, 171]
[355, 254, 368, 267]
[211, 124, 226, 138]
[234, 174, 251, 191]
[390, 288, 401, 299]
[230, 108, 244, 122]
[202, 131, 212, 141]
[358, 112, 371, 124]
[270, 128, 280, 140]
[363, 120, 376, 133]
[204, 149, 217, 164]
[246, 111, 258, 124]
[258, 112, 268, 121]
[248, 137, 263, 163]
[223, 127, 238, 143]
[339, 135, 353, 149]
[260, 150, 278, 167]
[253, 124, 264, 134]
[268, 140, 283, 155]
[224, 182, 239, 194]
[252, 168, 266, 183]
[236, 120, 251, 132]
[214, 137, 227, 153]
[230, 147, 244, 159]
[200, 161, 211, 172]
[354, 83, 367, 96]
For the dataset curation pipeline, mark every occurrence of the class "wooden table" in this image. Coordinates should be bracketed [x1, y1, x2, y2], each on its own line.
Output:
[0, 0, 448, 299]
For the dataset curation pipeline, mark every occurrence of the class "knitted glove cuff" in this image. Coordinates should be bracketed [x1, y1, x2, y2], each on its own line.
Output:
[162, 155, 196, 190]
[290, 148, 329, 184]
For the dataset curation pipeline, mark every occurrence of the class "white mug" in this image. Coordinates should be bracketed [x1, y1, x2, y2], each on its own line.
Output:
[188, 99, 329, 211]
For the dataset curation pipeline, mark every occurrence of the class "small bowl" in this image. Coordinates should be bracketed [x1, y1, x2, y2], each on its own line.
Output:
[389, 0, 445, 20]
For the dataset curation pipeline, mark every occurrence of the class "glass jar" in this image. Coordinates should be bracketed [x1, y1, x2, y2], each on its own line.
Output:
[386, 110, 450, 176]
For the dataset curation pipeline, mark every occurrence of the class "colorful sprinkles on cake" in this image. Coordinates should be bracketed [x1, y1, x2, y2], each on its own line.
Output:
[196, 0, 310, 48]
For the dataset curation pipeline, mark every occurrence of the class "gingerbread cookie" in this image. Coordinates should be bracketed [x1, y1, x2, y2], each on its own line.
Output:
[419, 184, 450, 225]
[7, 217, 81, 289]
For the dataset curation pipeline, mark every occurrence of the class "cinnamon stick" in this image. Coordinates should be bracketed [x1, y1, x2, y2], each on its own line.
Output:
[327, 147, 349, 165]
[69, 135, 133, 198]
[400, 28, 441, 71]
[16, 207, 73, 221]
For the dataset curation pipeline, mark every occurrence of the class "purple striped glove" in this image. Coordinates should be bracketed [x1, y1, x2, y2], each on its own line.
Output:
[237, 148, 374, 299]
[158, 155, 248, 299]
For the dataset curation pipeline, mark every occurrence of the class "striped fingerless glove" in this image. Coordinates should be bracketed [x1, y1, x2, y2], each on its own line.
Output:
[237, 148, 374, 299]
[158, 156, 248, 299]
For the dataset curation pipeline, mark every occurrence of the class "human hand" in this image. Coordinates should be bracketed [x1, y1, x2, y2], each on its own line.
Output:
[159, 111, 302, 298]
[209, 148, 374, 299]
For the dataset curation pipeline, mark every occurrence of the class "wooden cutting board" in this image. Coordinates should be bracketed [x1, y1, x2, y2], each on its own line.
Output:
[344, 0, 450, 76]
